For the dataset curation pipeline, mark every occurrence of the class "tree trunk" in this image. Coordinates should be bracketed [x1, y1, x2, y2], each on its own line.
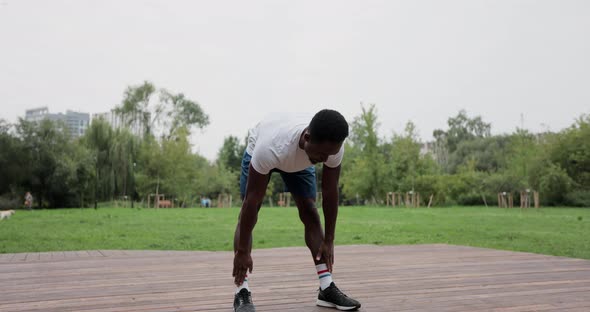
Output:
[94, 164, 98, 209]
[155, 175, 160, 208]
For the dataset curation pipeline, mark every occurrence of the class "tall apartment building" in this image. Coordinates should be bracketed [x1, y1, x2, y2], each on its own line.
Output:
[24, 107, 90, 138]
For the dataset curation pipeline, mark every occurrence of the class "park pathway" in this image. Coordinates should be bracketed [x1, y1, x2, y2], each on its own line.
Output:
[1, 244, 589, 311]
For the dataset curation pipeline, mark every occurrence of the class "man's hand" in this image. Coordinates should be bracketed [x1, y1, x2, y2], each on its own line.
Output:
[233, 250, 253, 286]
[315, 240, 335, 273]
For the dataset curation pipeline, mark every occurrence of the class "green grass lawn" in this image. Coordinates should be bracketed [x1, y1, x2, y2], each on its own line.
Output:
[1, 206, 589, 259]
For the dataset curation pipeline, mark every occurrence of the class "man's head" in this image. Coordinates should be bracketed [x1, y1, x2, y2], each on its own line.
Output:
[301, 109, 349, 164]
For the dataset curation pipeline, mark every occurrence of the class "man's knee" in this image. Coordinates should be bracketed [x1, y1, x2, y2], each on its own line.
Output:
[237, 202, 262, 221]
[296, 198, 319, 224]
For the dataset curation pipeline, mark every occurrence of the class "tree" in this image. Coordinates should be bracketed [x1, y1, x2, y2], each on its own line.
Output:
[114, 81, 156, 137]
[114, 81, 209, 206]
[448, 136, 511, 174]
[16, 119, 82, 208]
[135, 135, 166, 205]
[114, 81, 210, 139]
[389, 122, 431, 191]
[532, 115, 590, 206]
[159, 127, 200, 206]
[69, 143, 94, 207]
[0, 120, 28, 196]
[217, 135, 245, 171]
[550, 115, 590, 188]
[190, 152, 239, 204]
[160, 90, 210, 138]
[504, 129, 538, 185]
[83, 118, 115, 205]
[349, 104, 380, 153]
[110, 128, 139, 200]
[434, 110, 492, 155]
[537, 163, 574, 205]
[133, 127, 236, 207]
[341, 104, 388, 202]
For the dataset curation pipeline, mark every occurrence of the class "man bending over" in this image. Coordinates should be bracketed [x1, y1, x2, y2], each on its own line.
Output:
[233, 109, 361, 311]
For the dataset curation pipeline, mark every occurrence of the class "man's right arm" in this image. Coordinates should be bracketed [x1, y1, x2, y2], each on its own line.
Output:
[233, 164, 268, 285]
[237, 164, 268, 251]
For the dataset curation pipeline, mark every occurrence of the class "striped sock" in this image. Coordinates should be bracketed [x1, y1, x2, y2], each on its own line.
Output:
[316, 264, 333, 290]
[235, 275, 250, 294]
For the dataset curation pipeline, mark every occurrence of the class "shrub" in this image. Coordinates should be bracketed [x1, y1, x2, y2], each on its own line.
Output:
[565, 190, 590, 207]
[0, 195, 21, 210]
[538, 163, 574, 206]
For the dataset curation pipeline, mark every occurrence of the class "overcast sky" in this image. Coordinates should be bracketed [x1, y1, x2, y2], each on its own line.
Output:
[1, 0, 589, 160]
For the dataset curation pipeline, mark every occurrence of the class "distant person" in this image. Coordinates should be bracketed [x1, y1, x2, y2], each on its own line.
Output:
[24, 192, 33, 210]
[232, 110, 360, 311]
[201, 197, 211, 208]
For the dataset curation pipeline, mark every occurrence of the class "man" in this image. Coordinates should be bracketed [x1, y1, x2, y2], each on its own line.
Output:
[233, 109, 361, 311]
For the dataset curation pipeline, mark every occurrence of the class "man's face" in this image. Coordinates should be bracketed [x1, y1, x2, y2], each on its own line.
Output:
[303, 132, 342, 164]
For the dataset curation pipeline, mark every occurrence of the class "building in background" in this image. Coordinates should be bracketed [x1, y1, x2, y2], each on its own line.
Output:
[420, 141, 448, 168]
[24, 107, 90, 138]
[24, 107, 50, 123]
[419, 141, 436, 156]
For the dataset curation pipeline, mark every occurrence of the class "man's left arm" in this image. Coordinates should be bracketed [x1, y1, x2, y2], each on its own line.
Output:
[316, 164, 341, 272]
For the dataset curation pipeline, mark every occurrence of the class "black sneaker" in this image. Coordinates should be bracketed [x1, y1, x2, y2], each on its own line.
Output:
[234, 288, 255, 312]
[317, 282, 361, 311]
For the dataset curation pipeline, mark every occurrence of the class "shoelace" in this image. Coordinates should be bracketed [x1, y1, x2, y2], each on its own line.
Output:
[238, 290, 252, 305]
[326, 285, 349, 299]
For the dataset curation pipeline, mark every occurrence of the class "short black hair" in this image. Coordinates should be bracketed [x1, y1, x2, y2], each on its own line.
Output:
[308, 109, 349, 143]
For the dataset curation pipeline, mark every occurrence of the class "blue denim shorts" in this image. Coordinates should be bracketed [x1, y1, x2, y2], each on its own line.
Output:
[240, 151, 317, 200]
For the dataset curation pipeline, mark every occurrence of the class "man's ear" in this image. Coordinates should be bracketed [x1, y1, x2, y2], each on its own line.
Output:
[303, 130, 311, 142]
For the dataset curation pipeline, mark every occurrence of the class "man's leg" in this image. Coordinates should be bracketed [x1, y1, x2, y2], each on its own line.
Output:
[284, 169, 361, 310]
[293, 196, 325, 265]
[279, 167, 324, 263]
[282, 168, 334, 286]
[293, 196, 337, 290]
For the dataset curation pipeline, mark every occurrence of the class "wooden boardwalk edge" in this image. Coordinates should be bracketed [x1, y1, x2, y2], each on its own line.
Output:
[1, 244, 589, 312]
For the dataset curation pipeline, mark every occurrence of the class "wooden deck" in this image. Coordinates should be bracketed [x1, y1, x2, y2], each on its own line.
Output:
[1, 244, 589, 312]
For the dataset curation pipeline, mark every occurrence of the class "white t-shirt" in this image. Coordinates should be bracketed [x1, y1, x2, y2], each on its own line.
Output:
[246, 113, 345, 174]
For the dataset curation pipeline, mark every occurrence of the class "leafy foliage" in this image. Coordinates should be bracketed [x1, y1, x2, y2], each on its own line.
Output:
[341, 107, 589, 207]
[0, 92, 588, 208]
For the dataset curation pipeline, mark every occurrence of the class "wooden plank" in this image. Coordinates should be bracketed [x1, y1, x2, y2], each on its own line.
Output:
[0, 253, 13, 262]
[63, 251, 79, 259]
[12, 253, 27, 261]
[50, 251, 65, 260]
[39, 252, 52, 261]
[0, 245, 588, 312]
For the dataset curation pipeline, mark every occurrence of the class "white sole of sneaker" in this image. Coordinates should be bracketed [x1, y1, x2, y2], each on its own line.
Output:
[316, 299, 359, 311]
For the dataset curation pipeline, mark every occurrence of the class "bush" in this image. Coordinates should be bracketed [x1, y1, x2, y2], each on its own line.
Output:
[565, 190, 590, 207]
[0, 195, 21, 210]
[484, 172, 526, 193]
[457, 192, 485, 205]
[538, 163, 574, 206]
[412, 174, 449, 206]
